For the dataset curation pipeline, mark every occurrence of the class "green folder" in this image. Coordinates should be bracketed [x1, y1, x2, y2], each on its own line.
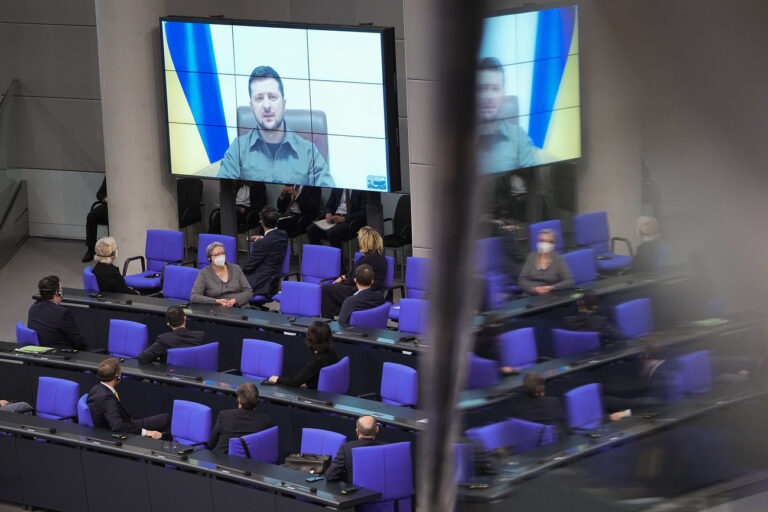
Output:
[15, 345, 55, 354]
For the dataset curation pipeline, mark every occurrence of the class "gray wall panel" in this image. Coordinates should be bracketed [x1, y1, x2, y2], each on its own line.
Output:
[290, 0, 356, 25]
[0, 0, 96, 25]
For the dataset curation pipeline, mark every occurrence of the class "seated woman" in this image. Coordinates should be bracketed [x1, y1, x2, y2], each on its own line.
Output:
[321, 226, 387, 318]
[517, 228, 574, 295]
[190, 242, 253, 307]
[91, 237, 138, 294]
[267, 321, 339, 389]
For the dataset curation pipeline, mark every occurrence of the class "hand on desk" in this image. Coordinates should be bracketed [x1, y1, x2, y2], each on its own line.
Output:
[0, 400, 8, 407]
[609, 410, 631, 421]
[216, 298, 237, 308]
[534, 286, 554, 295]
[500, 366, 518, 375]
[267, 376, 279, 383]
[145, 430, 163, 440]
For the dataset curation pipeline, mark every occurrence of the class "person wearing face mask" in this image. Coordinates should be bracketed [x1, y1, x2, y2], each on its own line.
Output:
[517, 228, 574, 295]
[190, 241, 253, 307]
[91, 236, 138, 294]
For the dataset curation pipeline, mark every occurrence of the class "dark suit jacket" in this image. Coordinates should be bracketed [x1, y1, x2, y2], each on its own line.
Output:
[138, 327, 205, 364]
[87, 382, 141, 434]
[510, 396, 568, 435]
[27, 300, 87, 350]
[344, 252, 388, 292]
[277, 186, 321, 217]
[277, 350, 340, 389]
[326, 438, 384, 482]
[97, 177, 107, 202]
[322, 189, 367, 224]
[207, 407, 273, 455]
[92, 262, 136, 295]
[243, 229, 288, 296]
[338, 288, 387, 325]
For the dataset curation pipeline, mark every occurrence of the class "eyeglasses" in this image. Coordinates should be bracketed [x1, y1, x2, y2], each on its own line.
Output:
[211, 251, 226, 257]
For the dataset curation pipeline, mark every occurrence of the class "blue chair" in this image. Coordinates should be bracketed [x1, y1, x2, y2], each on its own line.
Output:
[299, 244, 342, 284]
[197, 233, 237, 270]
[614, 298, 654, 338]
[16, 322, 39, 347]
[350, 302, 391, 329]
[77, 394, 93, 426]
[551, 329, 600, 358]
[352, 442, 413, 512]
[563, 248, 598, 285]
[675, 350, 713, 395]
[167, 342, 219, 372]
[160, 265, 199, 301]
[390, 257, 430, 321]
[397, 298, 428, 335]
[318, 356, 350, 394]
[475, 237, 520, 309]
[573, 211, 633, 271]
[529, 220, 565, 253]
[497, 328, 538, 369]
[465, 417, 557, 454]
[83, 266, 100, 292]
[171, 400, 212, 446]
[380, 362, 418, 407]
[564, 383, 604, 430]
[108, 319, 148, 359]
[466, 353, 501, 389]
[279, 281, 321, 317]
[36, 377, 79, 421]
[241, 339, 283, 380]
[251, 241, 292, 306]
[300, 428, 346, 458]
[454, 443, 474, 483]
[229, 426, 279, 463]
[123, 229, 184, 290]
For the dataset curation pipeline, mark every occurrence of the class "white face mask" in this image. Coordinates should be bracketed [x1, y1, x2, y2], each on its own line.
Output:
[537, 241, 555, 254]
[212, 255, 226, 267]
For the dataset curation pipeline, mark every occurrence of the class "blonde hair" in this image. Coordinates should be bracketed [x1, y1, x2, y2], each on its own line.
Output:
[357, 226, 383, 255]
[94, 237, 117, 264]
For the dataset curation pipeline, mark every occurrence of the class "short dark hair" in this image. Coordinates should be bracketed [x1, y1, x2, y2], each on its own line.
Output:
[248, 65, 284, 98]
[97, 357, 121, 382]
[579, 290, 598, 311]
[478, 57, 504, 76]
[354, 264, 375, 287]
[165, 305, 185, 328]
[523, 371, 545, 398]
[306, 321, 333, 353]
[38, 275, 61, 301]
[260, 207, 279, 229]
[237, 382, 260, 410]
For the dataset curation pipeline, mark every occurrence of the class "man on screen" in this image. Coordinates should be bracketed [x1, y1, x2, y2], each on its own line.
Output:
[218, 66, 335, 187]
[476, 57, 540, 173]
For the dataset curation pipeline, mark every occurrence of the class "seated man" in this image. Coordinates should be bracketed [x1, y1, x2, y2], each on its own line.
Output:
[244, 208, 289, 297]
[207, 382, 273, 455]
[276, 184, 321, 235]
[563, 291, 625, 342]
[306, 188, 367, 251]
[337, 264, 386, 324]
[138, 306, 205, 364]
[326, 415, 384, 482]
[27, 275, 87, 350]
[509, 372, 568, 434]
[0, 399, 33, 414]
[87, 357, 169, 439]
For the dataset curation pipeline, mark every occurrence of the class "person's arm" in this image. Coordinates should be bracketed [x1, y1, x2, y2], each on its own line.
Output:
[303, 187, 322, 216]
[338, 297, 354, 325]
[277, 357, 320, 388]
[96, 178, 107, 202]
[190, 270, 217, 304]
[516, 253, 538, 294]
[310, 151, 335, 188]
[231, 266, 254, 305]
[250, 183, 267, 212]
[103, 397, 141, 434]
[276, 188, 292, 213]
[347, 192, 367, 224]
[109, 266, 137, 295]
[243, 239, 267, 274]
[217, 140, 242, 179]
[322, 190, 338, 216]
[60, 309, 87, 350]
[138, 339, 166, 364]
[325, 445, 347, 481]
[550, 255, 575, 290]
[207, 416, 222, 451]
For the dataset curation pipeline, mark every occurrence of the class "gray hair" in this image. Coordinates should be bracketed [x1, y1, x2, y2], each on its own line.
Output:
[538, 228, 557, 241]
[94, 237, 117, 264]
[205, 241, 225, 260]
[637, 216, 659, 241]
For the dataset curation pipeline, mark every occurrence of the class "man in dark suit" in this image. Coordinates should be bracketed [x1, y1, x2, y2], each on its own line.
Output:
[338, 265, 386, 324]
[244, 208, 289, 297]
[306, 188, 367, 250]
[276, 184, 321, 235]
[510, 372, 568, 434]
[87, 357, 169, 438]
[207, 382, 273, 455]
[27, 275, 87, 350]
[138, 306, 205, 364]
[83, 177, 107, 262]
[326, 415, 384, 482]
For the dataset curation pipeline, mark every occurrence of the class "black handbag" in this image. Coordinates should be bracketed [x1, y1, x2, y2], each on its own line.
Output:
[284, 453, 331, 475]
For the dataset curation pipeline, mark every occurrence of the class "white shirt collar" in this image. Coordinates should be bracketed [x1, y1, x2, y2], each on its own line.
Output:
[101, 382, 117, 395]
[263, 227, 276, 236]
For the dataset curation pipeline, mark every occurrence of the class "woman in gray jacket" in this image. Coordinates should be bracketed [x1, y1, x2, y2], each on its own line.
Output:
[190, 242, 253, 306]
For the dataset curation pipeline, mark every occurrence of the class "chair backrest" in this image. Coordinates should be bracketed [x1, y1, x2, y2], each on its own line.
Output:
[108, 319, 149, 359]
[167, 342, 219, 372]
[573, 211, 610, 251]
[238, 106, 329, 161]
[529, 220, 565, 253]
[281, 241, 292, 275]
[466, 353, 501, 389]
[675, 350, 713, 395]
[77, 393, 93, 426]
[380, 362, 419, 407]
[404, 257, 430, 299]
[280, 281, 321, 317]
[300, 244, 341, 284]
[474, 236, 503, 274]
[565, 383, 604, 430]
[16, 321, 39, 347]
[352, 442, 413, 511]
[197, 234, 237, 269]
[354, 252, 395, 290]
[300, 428, 347, 458]
[454, 443, 474, 483]
[83, 266, 100, 292]
[171, 400, 212, 446]
[497, 327, 537, 369]
[350, 302, 391, 330]
[162, 265, 200, 301]
[614, 298, 654, 338]
[241, 338, 284, 380]
[145, 229, 185, 272]
[318, 356, 350, 394]
[551, 329, 601, 358]
[398, 298, 429, 335]
[465, 417, 557, 454]
[228, 426, 279, 464]
[36, 376, 79, 421]
[563, 248, 598, 285]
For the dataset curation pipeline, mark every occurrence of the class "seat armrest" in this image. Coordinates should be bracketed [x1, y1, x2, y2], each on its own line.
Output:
[180, 259, 197, 267]
[148, 291, 163, 298]
[284, 271, 300, 281]
[357, 392, 379, 400]
[392, 284, 405, 301]
[221, 368, 239, 375]
[160, 260, 184, 286]
[610, 237, 634, 257]
[537, 356, 553, 362]
[319, 277, 337, 285]
[122, 256, 145, 276]
[91, 348, 108, 354]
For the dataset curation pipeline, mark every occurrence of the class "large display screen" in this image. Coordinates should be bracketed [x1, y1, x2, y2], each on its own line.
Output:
[477, 5, 580, 174]
[161, 18, 400, 191]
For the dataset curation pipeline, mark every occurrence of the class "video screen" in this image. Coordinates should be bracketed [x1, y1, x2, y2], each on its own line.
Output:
[161, 18, 399, 192]
[477, 5, 580, 174]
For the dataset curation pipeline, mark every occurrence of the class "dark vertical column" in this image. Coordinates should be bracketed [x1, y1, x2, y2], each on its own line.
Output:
[366, 191, 384, 234]
[219, 180, 237, 237]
